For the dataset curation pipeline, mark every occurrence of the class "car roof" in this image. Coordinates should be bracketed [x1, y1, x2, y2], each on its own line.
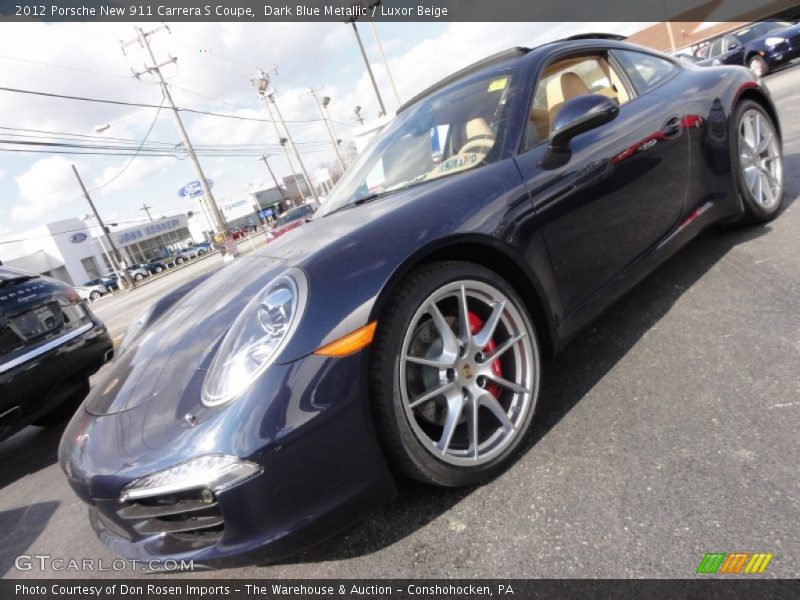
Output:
[0, 265, 35, 281]
[396, 33, 629, 114]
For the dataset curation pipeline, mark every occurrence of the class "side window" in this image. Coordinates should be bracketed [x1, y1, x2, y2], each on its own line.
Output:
[709, 38, 723, 58]
[524, 53, 630, 150]
[613, 50, 677, 95]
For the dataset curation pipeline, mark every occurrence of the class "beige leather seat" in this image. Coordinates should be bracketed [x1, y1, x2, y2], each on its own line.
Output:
[546, 72, 591, 131]
[459, 118, 495, 155]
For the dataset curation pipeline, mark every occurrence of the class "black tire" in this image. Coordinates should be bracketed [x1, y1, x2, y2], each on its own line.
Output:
[748, 55, 768, 78]
[34, 379, 90, 426]
[370, 261, 541, 487]
[134, 273, 144, 281]
[89, 291, 101, 301]
[731, 100, 784, 225]
[176, 257, 184, 265]
[154, 266, 163, 274]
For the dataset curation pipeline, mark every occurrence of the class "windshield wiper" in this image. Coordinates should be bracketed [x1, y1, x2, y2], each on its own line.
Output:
[324, 192, 384, 217]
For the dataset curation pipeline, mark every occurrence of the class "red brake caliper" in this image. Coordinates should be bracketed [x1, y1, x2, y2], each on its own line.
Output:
[468, 311, 502, 398]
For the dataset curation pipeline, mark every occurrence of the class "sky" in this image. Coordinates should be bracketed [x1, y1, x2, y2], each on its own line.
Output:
[0, 20, 647, 254]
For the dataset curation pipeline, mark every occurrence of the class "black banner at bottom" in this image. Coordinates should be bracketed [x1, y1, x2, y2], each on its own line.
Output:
[3, 579, 800, 600]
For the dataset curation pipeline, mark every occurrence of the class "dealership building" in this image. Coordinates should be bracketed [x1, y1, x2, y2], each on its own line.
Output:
[2, 214, 197, 286]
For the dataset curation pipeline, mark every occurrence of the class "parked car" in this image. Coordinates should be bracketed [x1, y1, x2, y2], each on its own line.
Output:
[85, 275, 120, 292]
[231, 228, 249, 240]
[1, 267, 113, 442]
[189, 241, 212, 253]
[695, 20, 800, 76]
[175, 247, 201, 263]
[266, 203, 316, 241]
[61, 35, 784, 567]
[132, 261, 167, 275]
[74, 283, 107, 301]
[127, 266, 151, 282]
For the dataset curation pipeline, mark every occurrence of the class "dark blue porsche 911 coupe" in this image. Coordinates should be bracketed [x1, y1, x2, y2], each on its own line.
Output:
[60, 33, 784, 567]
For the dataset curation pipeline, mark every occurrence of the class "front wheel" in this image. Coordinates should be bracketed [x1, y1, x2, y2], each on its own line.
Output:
[731, 100, 784, 224]
[370, 261, 541, 487]
[176, 257, 184, 265]
[134, 273, 144, 281]
[154, 266, 163, 274]
[748, 55, 768, 78]
[89, 291, 101, 301]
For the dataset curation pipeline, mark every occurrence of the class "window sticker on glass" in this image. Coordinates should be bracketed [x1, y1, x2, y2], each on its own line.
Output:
[487, 77, 508, 92]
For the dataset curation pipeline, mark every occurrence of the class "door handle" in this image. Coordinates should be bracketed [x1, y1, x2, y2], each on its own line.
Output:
[661, 116, 682, 138]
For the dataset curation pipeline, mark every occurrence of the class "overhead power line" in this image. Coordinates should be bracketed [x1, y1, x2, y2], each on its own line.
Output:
[0, 85, 337, 125]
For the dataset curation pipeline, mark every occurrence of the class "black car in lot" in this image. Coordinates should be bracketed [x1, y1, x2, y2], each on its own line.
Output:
[131, 261, 167, 275]
[1, 267, 113, 442]
[696, 20, 800, 76]
[61, 34, 784, 567]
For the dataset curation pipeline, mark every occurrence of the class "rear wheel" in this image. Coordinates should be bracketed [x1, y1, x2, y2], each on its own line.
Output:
[89, 291, 101, 301]
[370, 261, 541, 487]
[134, 273, 144, 282]
[154, 266, 163, 274]
[732, 100, 784, 224]
[176, 257, 184, 265]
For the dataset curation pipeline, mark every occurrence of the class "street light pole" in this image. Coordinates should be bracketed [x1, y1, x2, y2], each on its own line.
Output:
[347, 19, 386, 116]
[72, 164, 135, 289]
[367, 19, 401, 107]
[309, 89, 347, 172]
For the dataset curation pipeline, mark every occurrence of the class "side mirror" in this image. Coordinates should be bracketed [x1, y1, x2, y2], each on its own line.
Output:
[727, 42, 739, 51]
[549, 94, 620, 152]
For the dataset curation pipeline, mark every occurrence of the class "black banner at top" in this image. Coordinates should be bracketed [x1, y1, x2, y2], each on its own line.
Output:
[1, 0, 799, 22]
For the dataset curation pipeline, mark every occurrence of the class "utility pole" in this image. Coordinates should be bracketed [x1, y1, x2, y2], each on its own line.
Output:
[123, 25, 226, 234]
[140, 203, 154, 222]
[268, 93, 319, 203]
[308, 89, 347, 172]
[346, 19, 386, 116]
[258, 155, 287, 201]
[72, 165, 135, 289]
[252, 69, 305, 205]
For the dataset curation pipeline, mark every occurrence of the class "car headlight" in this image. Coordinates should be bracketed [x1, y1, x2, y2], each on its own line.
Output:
[765, 37, 785, 47]
[202, 269, 308, 406]
[117, 305, 153, 356]
[120, 455, 262, 502]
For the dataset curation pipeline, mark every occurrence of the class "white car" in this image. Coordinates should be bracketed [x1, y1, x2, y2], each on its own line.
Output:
[74, 283, 107, 301]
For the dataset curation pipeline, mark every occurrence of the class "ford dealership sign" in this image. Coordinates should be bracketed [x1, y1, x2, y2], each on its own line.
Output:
[70, 232, 87, 243]
[178, 179, 214, 198]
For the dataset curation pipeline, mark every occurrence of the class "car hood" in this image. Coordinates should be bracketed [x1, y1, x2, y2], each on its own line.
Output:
[85, 161, 523, 417]
[86, 255, 286, 415]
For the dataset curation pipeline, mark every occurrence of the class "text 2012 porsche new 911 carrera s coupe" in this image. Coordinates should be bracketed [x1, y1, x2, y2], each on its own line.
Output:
[60, 33, 784, 568]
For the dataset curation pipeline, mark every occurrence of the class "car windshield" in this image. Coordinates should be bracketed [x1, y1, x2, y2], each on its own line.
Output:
[734, 21, 791, 44]
[319, 68, 517, 216]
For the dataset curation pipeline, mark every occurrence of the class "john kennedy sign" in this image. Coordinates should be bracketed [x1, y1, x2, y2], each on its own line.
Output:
[115, 217, 186, 246]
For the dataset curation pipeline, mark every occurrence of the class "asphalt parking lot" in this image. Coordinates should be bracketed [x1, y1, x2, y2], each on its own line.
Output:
[1, 64, 799, 580]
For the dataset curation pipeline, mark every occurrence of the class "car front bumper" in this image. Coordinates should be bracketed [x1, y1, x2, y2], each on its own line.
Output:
[59, 350, 397, 568]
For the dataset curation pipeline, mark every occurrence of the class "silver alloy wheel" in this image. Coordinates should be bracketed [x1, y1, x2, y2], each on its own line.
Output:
[748, 57, 765, 78]
[399, 280, 539, 466]
[739, 109, 783, 209]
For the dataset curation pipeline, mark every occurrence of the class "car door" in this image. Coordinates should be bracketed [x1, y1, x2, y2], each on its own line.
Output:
[514, 48, 689, 319]
[718, 35, 745, 66]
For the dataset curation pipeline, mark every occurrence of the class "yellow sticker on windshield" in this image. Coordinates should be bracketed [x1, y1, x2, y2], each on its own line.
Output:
[487, 77, 508, 92]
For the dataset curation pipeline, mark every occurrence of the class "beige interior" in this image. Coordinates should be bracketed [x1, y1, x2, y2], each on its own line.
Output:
[529, 54, 631, 143]
[546, 72, 591, 130]
[459, 118, 495, 155]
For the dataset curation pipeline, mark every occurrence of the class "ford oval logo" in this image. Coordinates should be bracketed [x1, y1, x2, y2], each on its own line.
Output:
[70, 232, 87, 243]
